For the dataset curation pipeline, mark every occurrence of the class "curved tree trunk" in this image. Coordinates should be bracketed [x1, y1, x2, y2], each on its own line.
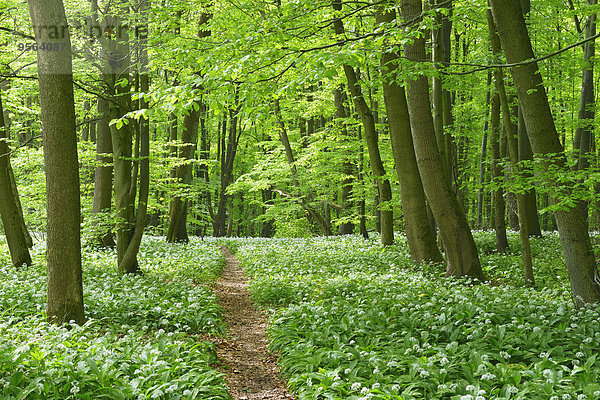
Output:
[28, 0, 85, 324]
[574, 1, 597, 229]
[214, 103, 242, 237]
[0, 92, 32, 268]
[490, 0, 600, 305]
[401, 0, 484, 279]
[477, 72, 492, 229]
[377, 6, 442, 263]
[272, 99, 332, 235]
[117, 0, 150, 273]
[333, 0, 393, 245]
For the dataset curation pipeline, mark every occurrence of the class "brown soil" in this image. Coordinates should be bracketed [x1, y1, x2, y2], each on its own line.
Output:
[214, 246, 296, 400]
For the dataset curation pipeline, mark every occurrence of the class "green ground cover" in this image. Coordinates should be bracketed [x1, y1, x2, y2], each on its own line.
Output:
[0, 237, 231, 400]
[231, 232, 600, 400]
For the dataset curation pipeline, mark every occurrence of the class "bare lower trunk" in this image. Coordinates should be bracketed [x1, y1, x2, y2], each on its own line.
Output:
[272, 99, 332, 235]
[28, 0, 85, 324]
[490, 93, 509, 252]
[0, 92, 32, 268]
[335, 88, 355, 235]
[333, 0, 393, 245]
[401, 0, 484, 279]
[377, 7, 441, 263]
[91, 96, 115, 247]
[491, 0, 600, 305]
[488, 7, 534, 286]
[477, 72, 492, 229]
[518, 107, 542, 237]
[118, 8, 150, 273]
[166, 101, 200, 243]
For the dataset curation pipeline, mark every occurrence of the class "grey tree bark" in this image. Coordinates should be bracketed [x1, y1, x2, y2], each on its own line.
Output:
[333, 0, 393, 245]
[490, 92, 509, 252]
[27, 0, 85, 324]
[491, 0, 600, 305]
[91, 96, 115, 247]
[377, 6, 442, 263]
[518, 107, 542, 237]
[117, 0, 150, 273]
[401, 0, 484, 279]
[487, 5, 534, 286]
[0, 91, 32, 268]
[272, 99, 332, 235]
[334, 87, 355, 235]
[477, 72, 492, 229]
[166, 99, 200, 242]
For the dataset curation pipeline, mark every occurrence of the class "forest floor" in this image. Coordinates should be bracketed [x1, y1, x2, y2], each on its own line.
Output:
[213, 247, 295, 400]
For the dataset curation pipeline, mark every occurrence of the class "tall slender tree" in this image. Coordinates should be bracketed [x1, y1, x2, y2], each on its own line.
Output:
[376, 5, 442, 263]
[400, 0, 484, 279]
[333, 0, 394, 245]
[0, 91, 32, 268]
[27, 0, 85, 324]
[91, 96, 115, 247]
[487, 5, 534, 286]
[490, 0, 600, 305]
[490, 92, 509, 253]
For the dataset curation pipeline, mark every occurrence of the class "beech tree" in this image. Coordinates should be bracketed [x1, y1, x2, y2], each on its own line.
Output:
[490, 0, 600, 306]
[333, 0, 394, 245]
[27, 0, 85, 324]
[0, 91, 32, 268]
[400, 0, 484, 279]
[487, 5, 534, 286]
[376, 5, 442, 263]
[90, 96, 115, 247]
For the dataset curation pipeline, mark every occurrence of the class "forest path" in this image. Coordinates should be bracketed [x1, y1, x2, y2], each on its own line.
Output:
[213, 246, 295, 400]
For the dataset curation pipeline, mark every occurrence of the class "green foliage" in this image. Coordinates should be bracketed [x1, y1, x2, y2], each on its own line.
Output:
[0, 236, 231, 400]
[231, 234, 600, 400]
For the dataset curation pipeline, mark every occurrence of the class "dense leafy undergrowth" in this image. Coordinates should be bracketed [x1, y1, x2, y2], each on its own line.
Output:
[0, 236, 231, 400]
[231, 232, 600, 400]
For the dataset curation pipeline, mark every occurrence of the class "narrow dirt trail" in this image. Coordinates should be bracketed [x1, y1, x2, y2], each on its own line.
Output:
[214, 246, 295, 400]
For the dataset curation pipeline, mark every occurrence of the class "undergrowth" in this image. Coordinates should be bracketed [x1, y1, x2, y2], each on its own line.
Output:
[0, 236, 231, 400]
[231, 232, 600, 400]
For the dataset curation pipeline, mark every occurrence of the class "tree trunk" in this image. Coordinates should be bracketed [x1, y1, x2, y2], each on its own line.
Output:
[401, 0, 484, 279]
[574, 1, 596, 229]
[490, 92, 509, 252]
[0, 92, 32, 268]
[335, 87, 355, 235]
[491, 0, 600, 305]
[357, 126, 368, 239]
[333, 0, 393, 245]
[28, 0, 85, 324]
[518, 106, 542, 237]
[440, 2, 454, 188]
[166, 100, 200, 242]
[117, 1, 150, 273]
[93, 0, 138, 272]
[272, 99, 332, 235]
[214, 103, 241, 237]
[377, 6, 441, 263]
[81, 100, 91, 141]
[430, 0, 450, 180]
[91, 96, 115, 247]
[487, 6, 534, 286]
[477, 72, 492, 229]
